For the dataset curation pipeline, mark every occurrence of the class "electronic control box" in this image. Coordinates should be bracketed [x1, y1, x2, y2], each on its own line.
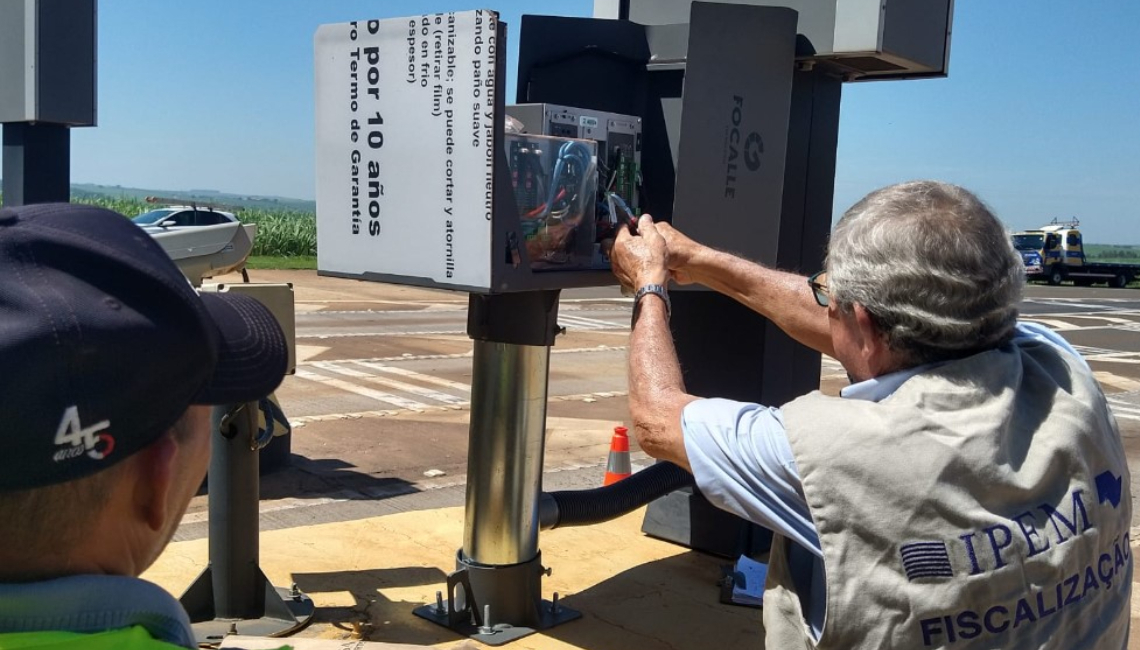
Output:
[507, 103, 642, 213]
[503, 132, 601, 272]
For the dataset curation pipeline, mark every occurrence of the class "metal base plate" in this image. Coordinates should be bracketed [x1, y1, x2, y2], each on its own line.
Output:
[413, 551, 581, 645]
[182, 568, 315, 646]
[413, 598, 580, 646]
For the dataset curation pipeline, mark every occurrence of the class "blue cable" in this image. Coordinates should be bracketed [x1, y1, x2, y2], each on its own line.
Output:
[540, 141, 594, 220]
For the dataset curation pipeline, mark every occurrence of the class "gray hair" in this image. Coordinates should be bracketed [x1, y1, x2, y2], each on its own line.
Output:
[826, 181, 1023, 366]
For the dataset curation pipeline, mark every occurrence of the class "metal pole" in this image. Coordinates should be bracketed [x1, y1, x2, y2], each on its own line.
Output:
[208, 403, 263, 617]
[462, 340, 549, 566]
[414, 291, 579, 644]
[180, 403, 314, 644]
[1, 123, 70, 207]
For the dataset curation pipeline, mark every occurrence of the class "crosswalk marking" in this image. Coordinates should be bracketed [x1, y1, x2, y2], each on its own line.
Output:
[1108, 403, 1140, 414]
[1021, 311, 1140, 336]
[1075, 345, 1125, 357]
[351, 361, 472, 393]
[298, 329, 466, 339]
[290, 390, 628, 424]
[1107, 399, 1140, 414]
[1022, 318, 1080, 331]
[1106, 395, 1140, 422]
[311, 362, 468, 405]
[558, 314, 624, 331]
[293, 368, 430, 411]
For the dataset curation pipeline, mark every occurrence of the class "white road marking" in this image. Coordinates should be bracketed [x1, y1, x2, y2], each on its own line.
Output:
[293, 368, 430, 411]
[307, 308, 463, 316]
[1024, 298, 1135, 308]
[351, 361, 472, 393]
[1021, 318, 1081, 331]
[558, 314, 625, 330]
[1106, 395, 1140, 422]
[1075, 345, 1120, 356]
[1094, 372, 1140, 392]
[299, 302, 631, 316]
[1092, 316, 1140, 325]
[288, 345, 627, 368]
[291, 390, 628, 425]
[311, 361, 468, 405]
[1106, 398, 1140, 410]
[295, 344, 331, 364]
[299, 323, 631, 338]
[561, 297, 633, 304]
[297, 329, 466, 339]
[1021, 311, 1140, 335]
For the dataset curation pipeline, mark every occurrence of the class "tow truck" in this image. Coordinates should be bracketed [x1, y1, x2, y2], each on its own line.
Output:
[1012, 218, 1138, 288]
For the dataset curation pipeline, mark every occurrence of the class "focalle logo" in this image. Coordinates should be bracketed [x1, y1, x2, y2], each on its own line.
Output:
[724, 95, 763, 199]
[744, 132, 764, 171]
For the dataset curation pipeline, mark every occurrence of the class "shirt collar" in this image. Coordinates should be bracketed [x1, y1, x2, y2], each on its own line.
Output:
[840, 362, 941, 402]
[0, 574, 195, 648]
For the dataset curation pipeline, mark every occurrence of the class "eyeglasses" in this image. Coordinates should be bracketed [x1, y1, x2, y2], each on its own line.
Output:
[808, 270, 829, 307]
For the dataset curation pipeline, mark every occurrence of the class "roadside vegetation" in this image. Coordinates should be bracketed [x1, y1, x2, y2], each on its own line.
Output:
[1078, 245, 1140, 287]
[67, 195, 318, 268]
[1, 192, 1133, 278]
[1084, 244, 1140, 265]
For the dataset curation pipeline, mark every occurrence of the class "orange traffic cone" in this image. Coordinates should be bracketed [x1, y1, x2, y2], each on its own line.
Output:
[604, 426, 632, 486]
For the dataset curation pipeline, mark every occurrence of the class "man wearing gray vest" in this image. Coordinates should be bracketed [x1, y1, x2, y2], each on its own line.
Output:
[610, 181, 1131, 648]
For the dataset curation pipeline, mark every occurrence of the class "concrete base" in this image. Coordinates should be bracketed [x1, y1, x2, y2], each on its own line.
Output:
[145, 507, 765, 649]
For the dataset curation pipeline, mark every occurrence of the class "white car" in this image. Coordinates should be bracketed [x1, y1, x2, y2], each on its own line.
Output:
[132, 206, 256, 285]
[132, 206, 239, 229]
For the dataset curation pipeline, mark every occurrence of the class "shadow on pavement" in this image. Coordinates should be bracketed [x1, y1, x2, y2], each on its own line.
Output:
[291, 567, 456, 646]
[257, 455, 423, 502]
[547, 552, 764, 650]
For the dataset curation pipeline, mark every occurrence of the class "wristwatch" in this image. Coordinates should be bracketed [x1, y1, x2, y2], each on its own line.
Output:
[632, 283, 671, 322]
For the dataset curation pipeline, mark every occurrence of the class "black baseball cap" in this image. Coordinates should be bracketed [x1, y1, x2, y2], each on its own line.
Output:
[0, 203, 288, 491]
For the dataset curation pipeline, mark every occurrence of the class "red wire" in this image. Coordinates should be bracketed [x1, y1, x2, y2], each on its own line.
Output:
[524, 188, 567, 218]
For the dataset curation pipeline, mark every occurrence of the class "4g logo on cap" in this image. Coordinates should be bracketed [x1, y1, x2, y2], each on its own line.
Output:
[52, 406, 115, 462]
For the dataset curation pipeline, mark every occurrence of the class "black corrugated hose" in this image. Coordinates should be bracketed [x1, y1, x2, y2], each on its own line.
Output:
[541, 461, 694, 530]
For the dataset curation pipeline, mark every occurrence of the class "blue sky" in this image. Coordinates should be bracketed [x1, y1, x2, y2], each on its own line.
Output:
[72, 1, 1139, 243]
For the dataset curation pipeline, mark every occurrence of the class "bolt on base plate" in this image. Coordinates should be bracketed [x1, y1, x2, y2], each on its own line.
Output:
[413, 596, 580, 646]
[182, 570, 315, 646]
[412, 552, 580, 645]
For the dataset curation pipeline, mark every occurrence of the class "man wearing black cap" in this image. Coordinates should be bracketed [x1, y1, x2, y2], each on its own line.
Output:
[0, 204, 289, 649]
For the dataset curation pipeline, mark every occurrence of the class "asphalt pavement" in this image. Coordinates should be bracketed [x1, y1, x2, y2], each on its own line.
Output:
[176, 273, 1140, 536]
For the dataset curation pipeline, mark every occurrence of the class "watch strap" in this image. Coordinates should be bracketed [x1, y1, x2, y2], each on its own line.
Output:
[633, 283, 670, 319]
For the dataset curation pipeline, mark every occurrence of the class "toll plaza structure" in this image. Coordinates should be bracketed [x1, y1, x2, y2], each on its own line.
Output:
[313, 1, 952, 645]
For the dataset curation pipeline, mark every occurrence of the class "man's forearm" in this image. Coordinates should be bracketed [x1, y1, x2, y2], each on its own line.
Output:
[686, 247, 834, 357]
[628, 297, 695, 472]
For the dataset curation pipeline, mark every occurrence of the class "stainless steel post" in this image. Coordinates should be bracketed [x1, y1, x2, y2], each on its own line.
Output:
[414, 291, 579, 644]
[462, 340, 550, 566]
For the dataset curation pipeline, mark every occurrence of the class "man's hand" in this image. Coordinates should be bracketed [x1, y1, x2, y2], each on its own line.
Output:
[655, 221, 703, 285]
[612, 214, 669, 290]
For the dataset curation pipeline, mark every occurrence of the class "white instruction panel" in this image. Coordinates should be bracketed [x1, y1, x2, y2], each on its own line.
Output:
[315, 10, 498, 290]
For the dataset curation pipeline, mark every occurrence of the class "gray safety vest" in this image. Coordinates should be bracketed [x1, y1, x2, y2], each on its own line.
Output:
[766, 340, 1132, 649]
